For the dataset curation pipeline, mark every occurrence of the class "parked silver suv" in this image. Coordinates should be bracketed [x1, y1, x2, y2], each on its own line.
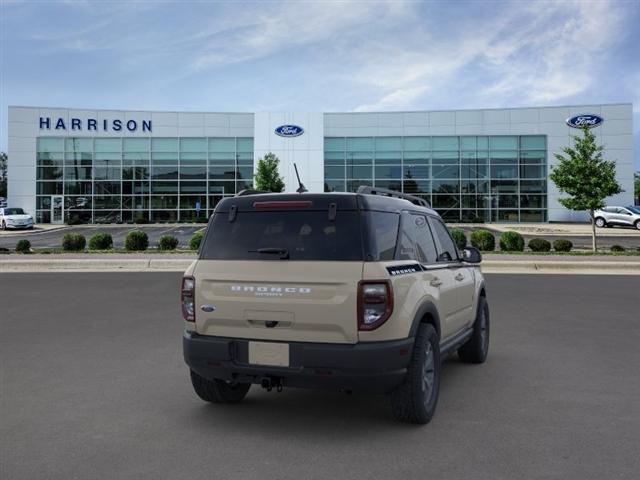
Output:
[594, 206, 640, 230]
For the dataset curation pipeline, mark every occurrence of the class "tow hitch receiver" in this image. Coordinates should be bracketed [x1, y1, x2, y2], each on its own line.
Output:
[260, 376, 283, 392]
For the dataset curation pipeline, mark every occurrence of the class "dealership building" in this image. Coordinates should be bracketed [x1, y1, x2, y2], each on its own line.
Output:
[6, 103, 634, 224]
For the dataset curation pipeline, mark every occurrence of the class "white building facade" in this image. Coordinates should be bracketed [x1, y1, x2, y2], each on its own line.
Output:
[6, 103, 634, 224]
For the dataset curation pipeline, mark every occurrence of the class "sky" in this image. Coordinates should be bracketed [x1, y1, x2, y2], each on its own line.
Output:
[1, 0, 639, 168]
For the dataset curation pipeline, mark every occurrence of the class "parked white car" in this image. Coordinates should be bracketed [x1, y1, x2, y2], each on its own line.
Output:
[594, 206, 640, 230]
[0, 207, 35, 230]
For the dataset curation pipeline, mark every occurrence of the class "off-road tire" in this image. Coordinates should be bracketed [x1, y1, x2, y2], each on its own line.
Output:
[390, 324, 440, 424]
[458, 296, 490, 364]
[595, 217, 606, 228]
[190, 370, 251, 404]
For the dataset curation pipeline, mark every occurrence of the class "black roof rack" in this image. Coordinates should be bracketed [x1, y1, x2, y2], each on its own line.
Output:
[236, 189, 269, 196]
[356, 186, 431, 208]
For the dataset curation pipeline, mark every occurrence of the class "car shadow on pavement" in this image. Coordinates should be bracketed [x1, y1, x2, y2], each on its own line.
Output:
[178, 357, 478, 436]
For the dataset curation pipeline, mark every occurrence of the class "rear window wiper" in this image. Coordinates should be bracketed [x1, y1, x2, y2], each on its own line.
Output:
[249, 247, 290, 259]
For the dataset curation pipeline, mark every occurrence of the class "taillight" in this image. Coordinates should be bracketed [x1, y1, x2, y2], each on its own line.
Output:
[357, 280, 393, 331]
[181, 276, 195, 322]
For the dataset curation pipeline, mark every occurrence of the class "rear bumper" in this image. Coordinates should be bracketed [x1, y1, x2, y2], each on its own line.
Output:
[183, 331, 414, 393]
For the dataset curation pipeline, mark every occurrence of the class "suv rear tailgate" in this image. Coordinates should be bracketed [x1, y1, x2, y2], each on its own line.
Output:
[194, 260, 363, 344]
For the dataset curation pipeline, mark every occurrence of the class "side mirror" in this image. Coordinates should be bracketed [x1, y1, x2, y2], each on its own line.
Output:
[462, 246, 482, 264]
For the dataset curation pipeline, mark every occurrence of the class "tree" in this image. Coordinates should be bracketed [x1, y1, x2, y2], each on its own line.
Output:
[0, 152, 7, 198]
[549, 127, 622, 252]
[254, 152, 285, 192]
[634, 171, 640, 205]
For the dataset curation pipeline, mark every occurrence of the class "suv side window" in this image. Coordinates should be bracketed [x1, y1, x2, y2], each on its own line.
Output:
[396, 212, 438, 263]
[428, 217, 459, 262]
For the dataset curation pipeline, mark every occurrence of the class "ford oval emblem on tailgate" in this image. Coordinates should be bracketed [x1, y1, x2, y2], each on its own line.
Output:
[200, 304, 215, 312]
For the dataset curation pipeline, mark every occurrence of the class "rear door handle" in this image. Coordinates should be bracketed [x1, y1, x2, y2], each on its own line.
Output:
[430, 277, 443, 287]
[455, 273, 465, 281]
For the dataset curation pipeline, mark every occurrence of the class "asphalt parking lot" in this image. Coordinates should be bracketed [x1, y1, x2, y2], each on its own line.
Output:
[0, 225, 203, 249]
[1, 273, 639, 479]
[1, 224, 637, 250]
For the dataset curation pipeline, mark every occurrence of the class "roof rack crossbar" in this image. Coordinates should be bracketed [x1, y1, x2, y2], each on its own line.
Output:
[236, 189, 269, 196]
[356, 186, 431, 208]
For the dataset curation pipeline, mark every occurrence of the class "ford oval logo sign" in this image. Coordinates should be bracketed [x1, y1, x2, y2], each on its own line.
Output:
[275, 125, 304, 137]
[566, 114, 603, 129]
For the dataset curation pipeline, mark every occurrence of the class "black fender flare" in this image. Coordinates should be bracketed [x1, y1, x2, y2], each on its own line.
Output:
[409, 301, 441, 339]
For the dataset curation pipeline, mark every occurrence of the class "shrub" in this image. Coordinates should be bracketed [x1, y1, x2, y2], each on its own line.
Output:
[553, 239, 573, 252]
[528, 238, 551, 252]
[15, 239, 31, 253]
[470, 229, 495, 251]
[499, 231, 525, 252]
[88, 233, 113, 250]
[158, 235, 179, 251]
[125, 230, 149, 251]
[610, 244, 625, 252]
[449, 228, 467, 251]
[134, 216, 149, 224]
[62, 233, 86, 251]
[189, 231, 204, 250]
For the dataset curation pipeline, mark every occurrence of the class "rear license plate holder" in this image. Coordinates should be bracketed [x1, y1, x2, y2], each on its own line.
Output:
[248, 341, 290, 367]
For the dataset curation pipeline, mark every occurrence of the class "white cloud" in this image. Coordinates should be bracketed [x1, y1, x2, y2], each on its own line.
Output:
[351, 0, 630, 111]
[191, 0, 410, 71]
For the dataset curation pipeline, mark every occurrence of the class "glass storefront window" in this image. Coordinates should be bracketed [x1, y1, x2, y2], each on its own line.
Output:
[180, 138, 207, 152]
[37, 167, 63, 180]
[237, 137, 254, 152]
[152, 138, 179, 151]
[180, 181, 207, 194]
[432, 137, 459, 151]
[65, 138, 93, 151]
[404, 165, 429, 178]
[151, 166, 178, 180]
[346, 152, 373, 165]
[403, 151, 429, 165]
[490, 136, 518, 150]
[94, 138, 121, 152]
[324, 166, 344, 179]
[209, 138, 235, 152]
[520, 136, 546, 149]
[325, 134, 547, 222]
[38, 137, 64, 151]
[403, 180, 429, 194]
[180, 152, 207, 166]
[347, 165, 372, 179]
[324, 137, 345, 152]
[403, 137, 429, 151]
[374, 179, 402, 191]
[180, 167, 206, 179]
[460, 137, 476, 150]
[347, 137, 373, 151]
[375, 137, 401, 151]
[374, 166, 401, 179]
[123, 138, 149, 152]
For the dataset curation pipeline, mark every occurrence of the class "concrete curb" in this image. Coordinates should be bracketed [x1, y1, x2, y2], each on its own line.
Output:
[482, 260, 640, 275]
[0, 258, 195, 272]
[1, 258, 639, 274]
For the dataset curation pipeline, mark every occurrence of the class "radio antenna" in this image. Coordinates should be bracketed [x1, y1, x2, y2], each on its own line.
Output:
[294, 163, 308, 193]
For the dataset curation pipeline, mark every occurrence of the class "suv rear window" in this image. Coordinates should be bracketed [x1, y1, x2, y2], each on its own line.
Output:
[200, 211, 363, 261]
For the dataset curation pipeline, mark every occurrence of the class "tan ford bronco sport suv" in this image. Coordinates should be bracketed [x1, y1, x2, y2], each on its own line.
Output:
[182, 187, 489, 424]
